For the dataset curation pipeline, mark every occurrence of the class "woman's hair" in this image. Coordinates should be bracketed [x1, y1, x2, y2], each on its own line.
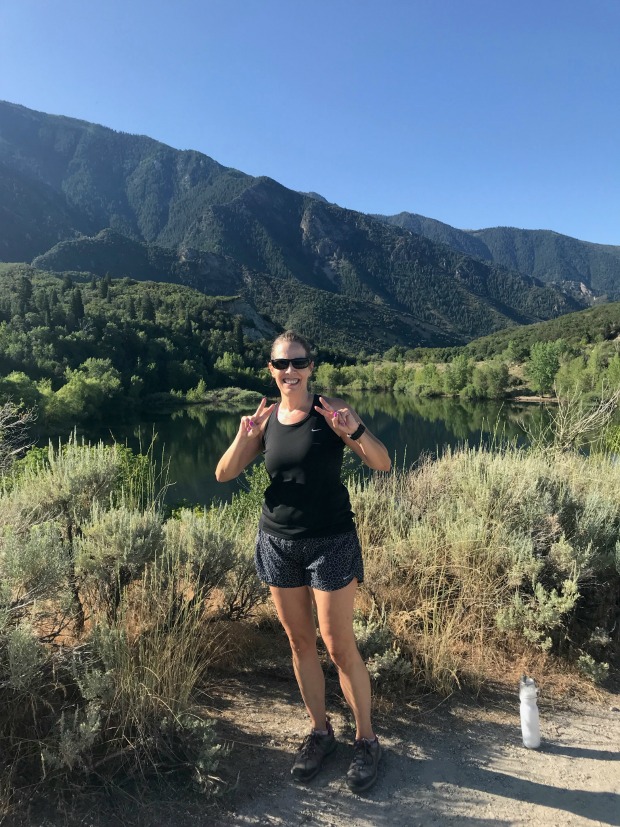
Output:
[270, 330, 313, 359]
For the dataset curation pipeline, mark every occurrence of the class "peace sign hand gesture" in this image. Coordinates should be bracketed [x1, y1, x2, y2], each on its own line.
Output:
[240, 397, 275, 440]
[314, 396, 358, 438]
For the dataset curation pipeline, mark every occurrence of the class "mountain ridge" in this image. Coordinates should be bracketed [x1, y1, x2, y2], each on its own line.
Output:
[376, 212, 620, 298]
[0, 100, 591, 351]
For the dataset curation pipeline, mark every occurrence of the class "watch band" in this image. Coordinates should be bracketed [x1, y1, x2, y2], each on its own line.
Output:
[348, 423, 366, 441]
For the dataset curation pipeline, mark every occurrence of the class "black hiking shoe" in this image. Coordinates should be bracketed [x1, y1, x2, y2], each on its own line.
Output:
[346, 737, 381, 792]
[290, 720, 336, 782]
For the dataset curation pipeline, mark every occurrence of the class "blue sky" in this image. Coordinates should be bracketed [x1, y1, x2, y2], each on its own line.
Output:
[1, 0, 618, 243]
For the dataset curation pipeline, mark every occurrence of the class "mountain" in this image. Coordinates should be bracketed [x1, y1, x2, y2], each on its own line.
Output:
[0, 101, 253, 259]
[377, 213, 620, 299]
[463, 300, 620, 361]
[469, 228, 620, 298]
[30, 230, 456, 351]
[0, 100, 587, 351]
[31, 228, 250, 296]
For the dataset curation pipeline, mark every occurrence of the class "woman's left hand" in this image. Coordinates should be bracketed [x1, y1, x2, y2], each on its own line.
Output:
[314, 396, 358, 438]
[315, 396, 391, 471]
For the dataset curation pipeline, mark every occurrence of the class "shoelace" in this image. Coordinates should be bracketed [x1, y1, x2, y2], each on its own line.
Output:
[351, 739, 372, 767]
[299, 732, 321, 758]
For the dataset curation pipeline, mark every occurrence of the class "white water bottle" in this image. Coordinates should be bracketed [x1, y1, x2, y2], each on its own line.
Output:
[519, 675, 541, 749]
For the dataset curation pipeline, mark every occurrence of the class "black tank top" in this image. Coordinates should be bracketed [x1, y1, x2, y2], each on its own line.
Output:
[259, 395, 355, 539]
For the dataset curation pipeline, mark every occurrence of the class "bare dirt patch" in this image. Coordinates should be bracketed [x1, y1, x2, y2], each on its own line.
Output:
[209, 666, 620, 827]
[9, 656, 619, 827]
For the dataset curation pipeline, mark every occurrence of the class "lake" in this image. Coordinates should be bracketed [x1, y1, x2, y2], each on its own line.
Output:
[75, 394, 547, 509]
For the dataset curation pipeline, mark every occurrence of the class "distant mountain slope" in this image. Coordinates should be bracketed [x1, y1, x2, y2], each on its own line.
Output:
[30, 229, 457, 350]
[0, 161, 86, 261]
[176, 176, 582, 338]
[0, 100, 253, 259]
[32, 228, 249, 296]
[464, 300, 620, 360]
[0, 100, 586, 348]
[30, 207, 583, 346]
[377, 212, 620, 298]
[470, 227, 620, 297]
[372, 211, 490, 260]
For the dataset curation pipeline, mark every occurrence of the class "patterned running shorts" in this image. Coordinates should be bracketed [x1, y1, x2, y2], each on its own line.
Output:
[254, 528, 364, 591]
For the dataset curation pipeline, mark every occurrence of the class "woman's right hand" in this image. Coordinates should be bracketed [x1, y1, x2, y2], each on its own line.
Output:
[216, 397, 275, 482]
[240, 397, 275, 440]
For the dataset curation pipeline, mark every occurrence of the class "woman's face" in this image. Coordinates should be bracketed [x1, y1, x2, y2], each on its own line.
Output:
[269, 341, 314, 397]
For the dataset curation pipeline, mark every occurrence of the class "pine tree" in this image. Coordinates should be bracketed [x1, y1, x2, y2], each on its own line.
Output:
[140, 294, 156, 322]
[71, 288, 85, 322]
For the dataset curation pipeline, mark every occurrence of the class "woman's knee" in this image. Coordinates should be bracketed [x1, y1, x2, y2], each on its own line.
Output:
[286, 631, 318, 660]
[322, 635, 360, 671]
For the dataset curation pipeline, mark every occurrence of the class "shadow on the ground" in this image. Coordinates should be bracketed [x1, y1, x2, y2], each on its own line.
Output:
[543, 742, 620, 760]
[210, 669, 620, 827]
[7, 664, 619, 827]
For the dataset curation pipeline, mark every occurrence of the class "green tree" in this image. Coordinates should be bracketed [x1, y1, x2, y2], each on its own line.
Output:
[479, 361, 509, 399]
[443, 354, 472, 394]
[0, 372, 43, 409]
[413, 363, 442, 397]
[140, 294, 156, 322]
[605, 354, 620, 389]
[71, 288, 85, 323]
[527, 341, 561, 395]
[15, 276, 33, 315]
[49, 359, 122, 423]
[214, 351, 244, 374]
[314, 363, 343, 389]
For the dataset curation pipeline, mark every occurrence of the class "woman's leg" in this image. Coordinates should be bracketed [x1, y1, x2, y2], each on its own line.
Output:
[313, 579, 374, 740]
[270, 585, 327, 731]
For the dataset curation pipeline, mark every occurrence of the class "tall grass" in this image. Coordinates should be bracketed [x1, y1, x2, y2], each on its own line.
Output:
[349, 442, 620, 693]
[1, 409, 619, 812]
[0, 438, 267, 809]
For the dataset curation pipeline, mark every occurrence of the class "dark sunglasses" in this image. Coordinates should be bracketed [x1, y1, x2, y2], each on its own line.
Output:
[270, 358, 311, 370]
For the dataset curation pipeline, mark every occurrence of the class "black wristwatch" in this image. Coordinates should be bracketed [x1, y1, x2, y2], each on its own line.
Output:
[348, 423, 366, 441]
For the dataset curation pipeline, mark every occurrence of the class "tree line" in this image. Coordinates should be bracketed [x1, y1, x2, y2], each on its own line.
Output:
[0, 264, 268, 428]
[0, 263, 618, 426]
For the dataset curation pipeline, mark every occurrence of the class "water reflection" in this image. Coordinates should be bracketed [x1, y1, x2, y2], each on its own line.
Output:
[70, 395, 551, 508]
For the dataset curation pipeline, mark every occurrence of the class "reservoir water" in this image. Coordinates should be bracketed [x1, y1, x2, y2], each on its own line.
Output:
[78, 394, 547, 509]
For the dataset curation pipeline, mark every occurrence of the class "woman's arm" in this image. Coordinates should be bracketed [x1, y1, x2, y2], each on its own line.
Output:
[314, 396, 391, 472]
[215, 398, 275, 482]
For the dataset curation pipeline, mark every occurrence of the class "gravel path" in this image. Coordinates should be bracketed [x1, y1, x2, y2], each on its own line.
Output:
[211, 673, 620, 827]
[14, 668, 619, 826]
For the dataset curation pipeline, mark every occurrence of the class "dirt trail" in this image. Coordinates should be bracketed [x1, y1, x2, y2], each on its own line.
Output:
[15, 662, 619, 827]
[211, 671, 620, 827]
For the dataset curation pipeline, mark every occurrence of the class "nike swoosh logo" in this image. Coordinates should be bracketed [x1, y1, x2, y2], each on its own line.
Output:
[311, 428, 321, 432]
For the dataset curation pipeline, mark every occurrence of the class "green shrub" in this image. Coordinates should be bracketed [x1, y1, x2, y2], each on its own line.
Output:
[76, 505, 165, 619]
[348, 443, 620, 692]
[0, 437, 227, 804]
[576, 653, 609, 684]
[353, 611, 412, 687]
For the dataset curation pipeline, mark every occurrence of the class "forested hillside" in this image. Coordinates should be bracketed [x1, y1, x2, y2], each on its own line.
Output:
[471, 227, 620, 297]
[377, 212, 620, 298]
[0, 102, 253, 259]
[0, 263, 272, 426]
[463, 300, 620, 360]
[0, 101, 586, 348]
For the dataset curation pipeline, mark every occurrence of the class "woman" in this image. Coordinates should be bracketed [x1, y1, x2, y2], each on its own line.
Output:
[215, 331, 391, 792]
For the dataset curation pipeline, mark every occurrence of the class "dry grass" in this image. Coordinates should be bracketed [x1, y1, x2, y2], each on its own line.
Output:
[2, 424, 619, 814]
[348, 442, 620, 695]
[0, 441, 245, 810]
